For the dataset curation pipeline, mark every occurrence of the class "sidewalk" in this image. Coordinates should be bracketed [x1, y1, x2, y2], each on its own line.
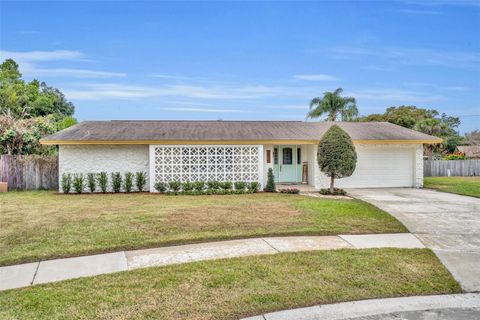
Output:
[242, 293, 480, 320]
[0, 233, 424, 291]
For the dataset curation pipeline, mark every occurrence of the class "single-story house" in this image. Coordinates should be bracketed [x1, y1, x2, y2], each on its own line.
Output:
[456, 146, 480, 159]
[40, 120, 442, 192]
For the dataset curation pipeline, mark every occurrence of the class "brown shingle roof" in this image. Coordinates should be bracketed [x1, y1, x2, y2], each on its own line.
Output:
[457, 146, 480, 158]
[40, 120, 442, 144]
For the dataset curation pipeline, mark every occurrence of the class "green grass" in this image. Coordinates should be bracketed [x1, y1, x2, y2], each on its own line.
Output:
[424, 176, 480, 198]
[0, 191, 406, 266]
[0, 249, 461, 320]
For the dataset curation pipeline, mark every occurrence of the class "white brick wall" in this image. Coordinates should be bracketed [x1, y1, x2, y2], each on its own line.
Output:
[58, 145, 149, 192]
[414, 144, 424, 188]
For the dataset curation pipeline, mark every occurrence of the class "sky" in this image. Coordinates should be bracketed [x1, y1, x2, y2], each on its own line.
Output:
[0, 0, 479, 133]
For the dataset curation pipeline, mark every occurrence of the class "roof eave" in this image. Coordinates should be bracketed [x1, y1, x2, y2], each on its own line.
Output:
[40, 138, 443, 145]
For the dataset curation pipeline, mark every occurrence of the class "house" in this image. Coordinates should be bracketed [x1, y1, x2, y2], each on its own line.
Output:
[456, 146, 480, 159]
[40, 120, 442, 192]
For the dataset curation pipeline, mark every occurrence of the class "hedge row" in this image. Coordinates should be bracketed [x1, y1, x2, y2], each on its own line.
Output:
[61, 172, 147, 193]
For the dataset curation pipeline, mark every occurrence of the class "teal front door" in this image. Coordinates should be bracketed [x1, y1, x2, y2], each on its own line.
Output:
[278, 145, 296, 182]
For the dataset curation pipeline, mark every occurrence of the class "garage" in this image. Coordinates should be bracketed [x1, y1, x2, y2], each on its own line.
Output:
[334, 144, 418, 188]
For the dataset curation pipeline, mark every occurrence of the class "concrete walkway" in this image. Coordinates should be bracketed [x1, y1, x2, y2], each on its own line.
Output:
[242, 293, 480, 320]
[0, 233, 423, 291]
[348, 188, 480, 293]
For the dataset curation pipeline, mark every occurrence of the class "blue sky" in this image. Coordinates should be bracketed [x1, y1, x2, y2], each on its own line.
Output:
[1, 0, 479, 133]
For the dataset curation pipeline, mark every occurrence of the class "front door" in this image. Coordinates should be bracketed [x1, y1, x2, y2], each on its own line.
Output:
[279, 145, 296, 182]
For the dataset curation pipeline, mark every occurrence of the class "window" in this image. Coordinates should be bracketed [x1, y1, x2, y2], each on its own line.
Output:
[282, 148, 292, 165]
[273, 148, 278, 164]
[266, 150, 271, 164]
[297, 147, 301, 164]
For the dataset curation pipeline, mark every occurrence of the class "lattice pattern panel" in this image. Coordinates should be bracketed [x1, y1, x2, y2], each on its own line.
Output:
[154, 146, 260, 183]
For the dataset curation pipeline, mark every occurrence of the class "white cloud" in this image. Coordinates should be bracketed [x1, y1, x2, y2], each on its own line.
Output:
[331, 46, 480, 68]
[152, 74, 196, 80]
[349, 88, 444, 103]
[0, 50, 85, 62]
[444, 86, 470, 91]
[0, 50, 125, 78]
[398, 9, 441, 15]
[294, 74, 338, 81]
[63, 83, 304, 100]
[31, 68, 126, 78]
[164, 107, 241, 113]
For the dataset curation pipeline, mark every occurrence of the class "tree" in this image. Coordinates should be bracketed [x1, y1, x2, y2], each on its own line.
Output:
[0, 59, 77, 155]
[317, 125, 357, 193]
[307, 88, 358, 121]
[0, 114, 57, 155]
[465, 130, 480, 145]
[0, 59, 74, 119]
[359, 105, 462, 156]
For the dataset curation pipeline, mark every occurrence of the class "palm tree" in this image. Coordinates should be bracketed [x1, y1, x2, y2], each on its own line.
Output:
[307, 88, 358, 121]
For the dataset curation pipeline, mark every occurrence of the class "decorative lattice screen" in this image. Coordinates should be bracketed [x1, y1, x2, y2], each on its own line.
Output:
[153, 146, 261, 183]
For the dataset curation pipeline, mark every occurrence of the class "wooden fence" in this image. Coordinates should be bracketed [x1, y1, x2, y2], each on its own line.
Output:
[0, 155, 58, 190]
[424, 159, 480, 177]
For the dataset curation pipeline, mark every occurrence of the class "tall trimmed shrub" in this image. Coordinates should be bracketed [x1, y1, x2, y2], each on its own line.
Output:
[265, 168, 276, 192]
[135, 172, 147, 192]
[97, 172, 108, 193]
[73, 174, 85, 193]
[111, 172, 122, 193]
[317, 125, 357, 193]
[87, 173, 96, 192]
[61, 173, 72, 194]
[124, 172, 133, 193]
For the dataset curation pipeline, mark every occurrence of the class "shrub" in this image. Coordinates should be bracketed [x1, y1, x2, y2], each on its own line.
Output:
[72, 174, 85, 193]
[135, 172, 147, 192]
[247, 181, 260, 193]
[319, 188, 347, 196]
[97, 172, 108, 193]
[169, 180, 182, 192]
[207, 181, 220, 191]
[111, 172, 122, 193]
[234, 181, 246, 191]
[279, 188, 300, 194]
[220, 181, 233, 191]
[182, 181, 195, 192]
[317, 125, 357, 193]
[443, 152, 466, 160]
[154, 181, 167, 193]
[61, 173, 72, 194]
[87, 173, 96, 192]
[265, 168, 276, 192]
[124, 172, 133, 192]
[194, 181, 205, 192]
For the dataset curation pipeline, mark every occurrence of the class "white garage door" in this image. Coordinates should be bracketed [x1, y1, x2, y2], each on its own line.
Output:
[335, 145, 414, 188]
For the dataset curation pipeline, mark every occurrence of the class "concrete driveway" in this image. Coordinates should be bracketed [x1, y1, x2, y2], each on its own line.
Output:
[348, 188, 480, 292]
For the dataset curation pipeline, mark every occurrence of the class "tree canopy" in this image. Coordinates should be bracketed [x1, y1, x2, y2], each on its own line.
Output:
[359, 105, 463, 155]
[0, 59, 74, 119]
[317, 125, 357, 193]
[307, 88, 358, 121]
[0, 59, 76, 155]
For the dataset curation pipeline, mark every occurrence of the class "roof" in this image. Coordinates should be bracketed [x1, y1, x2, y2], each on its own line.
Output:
[40, 120, 443, 145]
[457, 145, 480, 158]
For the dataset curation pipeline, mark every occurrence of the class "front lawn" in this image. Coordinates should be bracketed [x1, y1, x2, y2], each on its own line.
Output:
[424, 176, 480, 198]
[0, 249, 461, 320]
[0, 191, 406, 266]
